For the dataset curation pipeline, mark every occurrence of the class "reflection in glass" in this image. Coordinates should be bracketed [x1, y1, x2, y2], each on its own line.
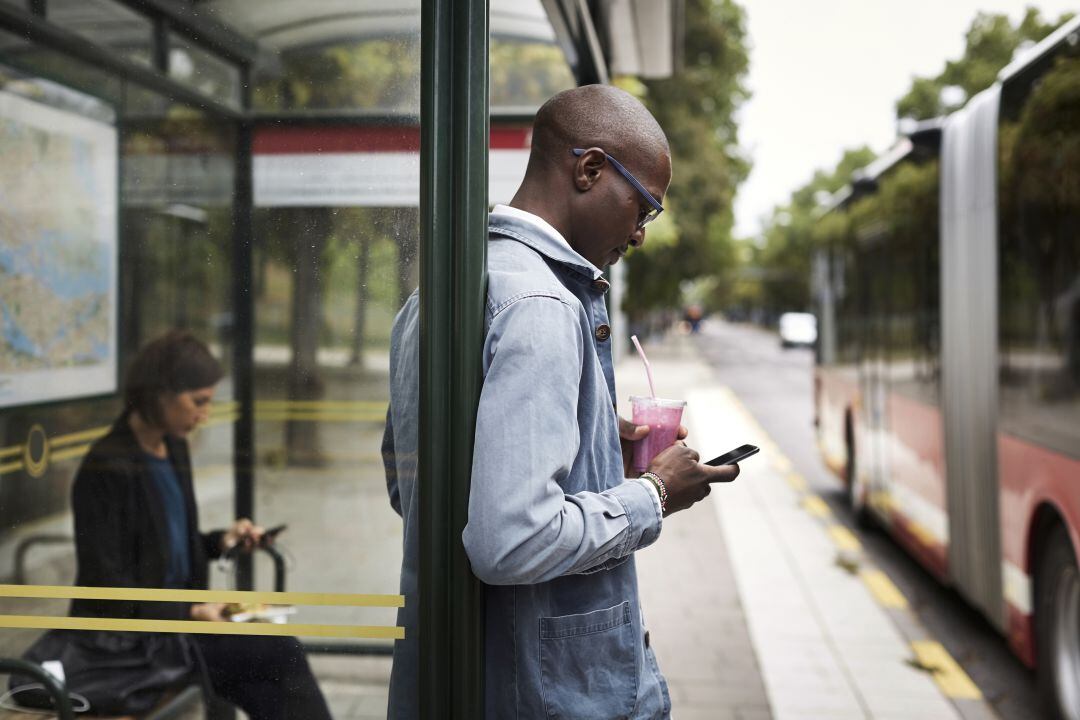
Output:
[0, 32, 248, 710]
[168, 32, 242, 109]
[62, 331, 331, 718]
[48, 0, 155, 67]
[998, 52, 1080, 457]
[490, 38, 574, 108]
[253, 37, 421, 114]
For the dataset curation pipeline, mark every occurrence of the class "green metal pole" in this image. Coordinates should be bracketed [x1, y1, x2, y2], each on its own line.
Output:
[420, 0, 488, 717]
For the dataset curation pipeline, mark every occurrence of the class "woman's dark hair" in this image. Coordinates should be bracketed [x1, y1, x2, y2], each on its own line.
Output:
[123, 330, 224, 427]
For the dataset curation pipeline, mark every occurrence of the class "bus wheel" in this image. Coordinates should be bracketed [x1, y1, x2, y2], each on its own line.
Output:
[844, 426, 871, 529]
[1037, 526, 1080, 720]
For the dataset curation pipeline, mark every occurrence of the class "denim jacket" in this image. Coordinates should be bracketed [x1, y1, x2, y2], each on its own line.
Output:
[384, 205, 669, 719]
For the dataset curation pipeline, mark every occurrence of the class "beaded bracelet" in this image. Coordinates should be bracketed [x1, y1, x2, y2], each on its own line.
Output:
[640, 471, 668, 513]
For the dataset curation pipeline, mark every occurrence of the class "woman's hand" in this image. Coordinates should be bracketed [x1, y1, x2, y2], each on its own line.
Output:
[190, 603, 227, 622]
[618, 417, 688, 478]
[221, 518, 265, 555]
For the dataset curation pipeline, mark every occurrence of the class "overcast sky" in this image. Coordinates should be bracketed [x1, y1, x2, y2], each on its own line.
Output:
[733, 0, 1078, 239]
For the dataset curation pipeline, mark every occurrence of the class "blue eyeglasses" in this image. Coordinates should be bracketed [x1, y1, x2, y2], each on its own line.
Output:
[571, 148, 664, 229]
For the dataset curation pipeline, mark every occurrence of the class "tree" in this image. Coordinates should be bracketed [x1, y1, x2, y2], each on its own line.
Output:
[624, 0, 752, 319]
[752, 147, 876, 320]
[896, 8, 1072, 121]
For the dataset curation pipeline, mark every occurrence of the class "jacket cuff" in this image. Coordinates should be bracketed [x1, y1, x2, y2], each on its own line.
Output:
[611, 478, 663, 554]
[204, 530, 227, 560]
[634, 476, 664, 519]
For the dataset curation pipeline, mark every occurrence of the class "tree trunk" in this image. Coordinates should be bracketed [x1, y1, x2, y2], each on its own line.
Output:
[285, 207, 331, 466]
[349, 234, 371, 366]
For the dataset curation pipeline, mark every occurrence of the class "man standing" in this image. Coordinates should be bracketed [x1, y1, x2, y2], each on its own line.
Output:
[384, 84, 738, 719]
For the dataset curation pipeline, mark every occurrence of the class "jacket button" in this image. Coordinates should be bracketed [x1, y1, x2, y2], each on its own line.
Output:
[592, 278, 610, 293]
[595, 324, 611, 342]
[644, 630, 651, 648]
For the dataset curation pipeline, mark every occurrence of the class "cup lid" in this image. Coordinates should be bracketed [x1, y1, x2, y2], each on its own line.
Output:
[628, 395, 686, 408]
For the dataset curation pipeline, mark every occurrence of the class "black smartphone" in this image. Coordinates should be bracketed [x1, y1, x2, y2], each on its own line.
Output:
[261, 524, 287, 545]
[705, 444, 760, 467]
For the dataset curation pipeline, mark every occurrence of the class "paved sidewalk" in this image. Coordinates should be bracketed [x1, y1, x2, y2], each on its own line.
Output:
[622, 348, 771, 720]
[620, 335, 992, 720]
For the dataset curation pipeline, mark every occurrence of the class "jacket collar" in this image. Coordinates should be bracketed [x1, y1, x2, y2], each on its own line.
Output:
[488, 204, 603, 281]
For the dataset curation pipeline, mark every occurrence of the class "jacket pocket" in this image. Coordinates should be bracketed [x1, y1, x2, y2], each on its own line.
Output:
[539, 601, 637, 719]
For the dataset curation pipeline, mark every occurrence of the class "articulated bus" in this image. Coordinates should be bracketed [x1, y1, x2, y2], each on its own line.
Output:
[813, 18, 1080, 720]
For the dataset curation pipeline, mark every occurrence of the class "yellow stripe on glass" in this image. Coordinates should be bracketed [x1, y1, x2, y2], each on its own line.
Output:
[0, 584, 403, 608]
[0, 445, 23, 460]
[255, 401, 387, 410]
[50, 426, 109, 448]
[0, 616, 403, 640]
[0, 399, 392, 476]
[0, 585, 405, 639]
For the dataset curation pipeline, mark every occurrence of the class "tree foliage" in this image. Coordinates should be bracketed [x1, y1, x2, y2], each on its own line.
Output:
[624, 0, 752, 318]
[896, 7, 1072, 121]
[749, 7, 1075, 322]
[746, 147, 875, 319]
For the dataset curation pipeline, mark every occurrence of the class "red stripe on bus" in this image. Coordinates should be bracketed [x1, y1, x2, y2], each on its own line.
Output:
[817, 364, 1080, 672]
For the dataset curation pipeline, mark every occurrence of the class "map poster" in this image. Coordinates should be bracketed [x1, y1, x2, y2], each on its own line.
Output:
[0, 88, 118, 408]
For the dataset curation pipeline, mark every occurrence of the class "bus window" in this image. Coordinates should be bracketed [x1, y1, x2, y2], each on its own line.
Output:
[999, 53, 1080, 458]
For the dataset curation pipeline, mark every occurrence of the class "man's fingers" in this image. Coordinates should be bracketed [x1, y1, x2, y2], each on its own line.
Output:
[688, 447, 700, 462]
[706, 463, 740, 483]
[676, 425, 689, 441]
[618, 416, 650, 441]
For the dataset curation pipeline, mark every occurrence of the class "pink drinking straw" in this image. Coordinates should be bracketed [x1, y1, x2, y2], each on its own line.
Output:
[630, 335, 657, 398]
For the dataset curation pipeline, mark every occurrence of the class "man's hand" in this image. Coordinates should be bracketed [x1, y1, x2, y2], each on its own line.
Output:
[646, 444, 739, 516]
[618, 416, 688, 478]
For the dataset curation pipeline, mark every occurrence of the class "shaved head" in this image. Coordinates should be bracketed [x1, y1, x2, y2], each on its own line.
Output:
[510, 84, 672, 269]
[527, 84, 669, 176]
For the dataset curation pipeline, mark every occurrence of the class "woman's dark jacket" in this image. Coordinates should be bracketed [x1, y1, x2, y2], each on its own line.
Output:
[70, 415, 225, 621]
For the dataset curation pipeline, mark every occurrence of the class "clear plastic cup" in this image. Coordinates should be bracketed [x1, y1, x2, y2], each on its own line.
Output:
[630, 396, 686, 473]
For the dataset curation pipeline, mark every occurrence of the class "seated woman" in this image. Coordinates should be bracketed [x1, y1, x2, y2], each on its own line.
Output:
[70, 330, 332, 720]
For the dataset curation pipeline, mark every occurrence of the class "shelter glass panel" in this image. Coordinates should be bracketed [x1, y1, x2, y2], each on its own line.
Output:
[0, 0, 422, 710]
[0, 23, 245, 713]
[241, 3, 424, 714]
[168, 31, 242, 109]
[48, 0, 155, 67]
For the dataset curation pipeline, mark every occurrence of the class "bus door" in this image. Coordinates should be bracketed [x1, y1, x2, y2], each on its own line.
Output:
[856, 228, 891, 513]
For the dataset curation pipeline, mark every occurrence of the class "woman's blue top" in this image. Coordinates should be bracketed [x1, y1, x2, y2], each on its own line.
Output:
[144, 454, 191, 588]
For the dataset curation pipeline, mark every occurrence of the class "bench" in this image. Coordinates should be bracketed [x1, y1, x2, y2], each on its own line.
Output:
[0, 654, 230, 720]
[0, 536, 294, 720]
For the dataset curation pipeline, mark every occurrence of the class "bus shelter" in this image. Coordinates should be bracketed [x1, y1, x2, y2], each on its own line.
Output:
[0, 0, 681, 716]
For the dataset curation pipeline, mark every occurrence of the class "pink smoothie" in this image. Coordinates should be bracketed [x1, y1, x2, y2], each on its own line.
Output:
[630, 396, 686, 473]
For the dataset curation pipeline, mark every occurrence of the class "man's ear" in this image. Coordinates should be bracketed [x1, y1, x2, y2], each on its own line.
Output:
[573, 148, 606, 192]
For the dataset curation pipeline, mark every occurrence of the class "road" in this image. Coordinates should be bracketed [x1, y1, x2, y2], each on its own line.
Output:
[693, 318, 1044, 720]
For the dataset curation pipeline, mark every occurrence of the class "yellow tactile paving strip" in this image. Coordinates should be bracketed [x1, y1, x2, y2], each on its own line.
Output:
[716, 386, 985, 703]
[911, 641, 984, 700]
